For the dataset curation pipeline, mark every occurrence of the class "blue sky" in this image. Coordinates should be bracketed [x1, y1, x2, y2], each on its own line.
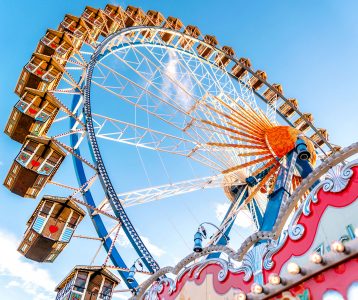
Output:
[0, 1, 357, 299]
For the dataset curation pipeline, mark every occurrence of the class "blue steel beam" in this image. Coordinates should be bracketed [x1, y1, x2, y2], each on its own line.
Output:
[83, 50, 160, 273]
[70, 93, 138, 288]
[208, 185, 248, 259]
[259, 151, 297, 232]
[247, 199, 263, 229]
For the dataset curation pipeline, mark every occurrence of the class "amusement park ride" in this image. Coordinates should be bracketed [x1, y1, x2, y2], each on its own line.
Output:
[3, 3, 358, 300]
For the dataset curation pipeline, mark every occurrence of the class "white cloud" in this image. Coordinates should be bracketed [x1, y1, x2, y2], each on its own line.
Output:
[163, 50, 194, 110]
[215, 202, 254, 229]
[140, 236, 166, 258]
[116, 229, 131, 247]
[0, 229, 56, 300]
[115, 230, 165, 258]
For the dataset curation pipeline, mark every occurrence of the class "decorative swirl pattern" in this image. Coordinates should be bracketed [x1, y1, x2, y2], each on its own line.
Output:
[323, 164, 354, 193]
[192, 259, 229, 282]
[263, 230, 289, 270]
[303, 161, 355, 216]
[288, 223, 305, 240]
[239, 243, 268, 281]
[302, 188, 319, 216]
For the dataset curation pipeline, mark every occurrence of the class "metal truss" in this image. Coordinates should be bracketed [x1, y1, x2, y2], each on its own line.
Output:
[95, 174, 245, 212]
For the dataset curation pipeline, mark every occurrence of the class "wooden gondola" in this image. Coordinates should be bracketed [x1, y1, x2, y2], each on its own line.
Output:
[179, 25, 201, 50]
[215, 46, 235, 68]
[4, 135, 66, 198]
[278, 98, 299, 118]
[263, 83, 283, 103]
[36, 29, 74, 66]
[58, 14, 90, 49]
[124, 6, 146, 27]
[4, 89, 60, 143]
[102, 4, 127, 35]
[14, 52, 64, 97]
[82, 6, 106, 40]
[294, 113, 314, 133]
[160, 16, 184, 43]
[248, 70, 267, 90]
[142, 10, 165, 38]
[196, 35, 218, 59]
[55, 266, 120, 300]
[231, 58, 252, 80]
[310, 128, 329, 147]
[18, 196, 85, 262]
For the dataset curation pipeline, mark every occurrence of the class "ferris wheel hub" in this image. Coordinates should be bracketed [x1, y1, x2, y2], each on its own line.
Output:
[265, 126, 316, 165]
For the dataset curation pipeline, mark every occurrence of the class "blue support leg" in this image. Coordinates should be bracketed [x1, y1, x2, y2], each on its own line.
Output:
[207, 185, 248, 259]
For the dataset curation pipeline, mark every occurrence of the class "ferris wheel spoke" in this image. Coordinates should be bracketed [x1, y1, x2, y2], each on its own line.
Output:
[164, 49, 264, 152]
[91, 69, 245, 170]
[92, 113, 198, 155]
[91, 114, 243, 172]
[110, 38, 235, 128]
[144, 47, 241, 142]
[89, 84, 240, 170]
[96, 174, 245, 212]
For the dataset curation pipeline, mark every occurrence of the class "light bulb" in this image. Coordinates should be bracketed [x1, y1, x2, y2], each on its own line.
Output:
[287, 262, 300, 275]
[268, 273, 281, 285]
[331, 241, 345, 253]
[310, 252, 323, 264]
[251, 283, 263, 294]
[234, 291, 246, 300]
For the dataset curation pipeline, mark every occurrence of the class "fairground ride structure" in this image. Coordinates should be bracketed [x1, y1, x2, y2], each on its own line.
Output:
[2, 4, 349, 299]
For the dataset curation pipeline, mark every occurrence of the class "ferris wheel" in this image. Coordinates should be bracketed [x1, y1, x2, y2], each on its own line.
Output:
[3, 4, 339, 298]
